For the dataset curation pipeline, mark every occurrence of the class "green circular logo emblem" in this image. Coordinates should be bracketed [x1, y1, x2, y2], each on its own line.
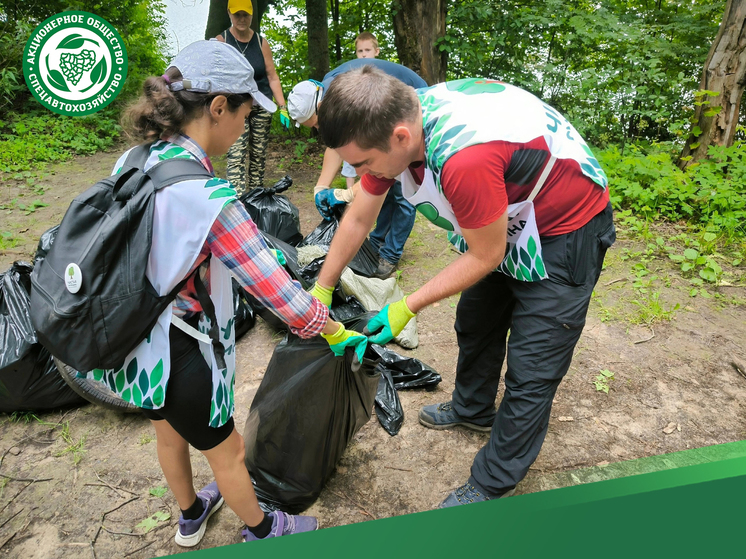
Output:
[22, 11, 128, 116]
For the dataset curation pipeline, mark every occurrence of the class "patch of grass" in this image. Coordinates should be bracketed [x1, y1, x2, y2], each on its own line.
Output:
[139, 433, 155, 445]
[54, 421, 87, 465]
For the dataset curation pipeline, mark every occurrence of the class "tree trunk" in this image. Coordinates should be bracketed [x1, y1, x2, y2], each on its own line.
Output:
[678, 0, 746, 169]
[332, 0, 341, 64]
[205, 0, 272, 40]
[392, 0, 448, 85]
[306, 0, 330, 81]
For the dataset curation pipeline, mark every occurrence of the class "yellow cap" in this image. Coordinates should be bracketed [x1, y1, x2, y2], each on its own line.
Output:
[228, 0, 253, 15]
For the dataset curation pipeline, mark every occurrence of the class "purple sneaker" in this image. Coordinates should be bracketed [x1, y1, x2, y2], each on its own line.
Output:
[174, 481, 225, 547]
[242, 511, 318, 542]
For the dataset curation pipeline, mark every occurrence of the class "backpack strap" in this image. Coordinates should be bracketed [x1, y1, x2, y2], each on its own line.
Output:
[526, 155, 557, 202]
[146, 157, 214, 190]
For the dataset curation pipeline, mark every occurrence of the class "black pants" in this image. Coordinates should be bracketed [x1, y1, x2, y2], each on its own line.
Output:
[141, 324, 235, 451]
[452, 204, 616, 497]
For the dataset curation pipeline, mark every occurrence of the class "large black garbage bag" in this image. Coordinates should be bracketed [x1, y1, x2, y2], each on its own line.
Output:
[240, 176, 303, 246]
[244, 314, 381, 513]
[375, 370, 404, 436]
[369, 344, 442, 390]
[0, 262, 84, 412]
[329, 293, 367, 325]
[232, 279, 256, 341]
[299, 216, 379, 278]
[34, 225, 59, 266]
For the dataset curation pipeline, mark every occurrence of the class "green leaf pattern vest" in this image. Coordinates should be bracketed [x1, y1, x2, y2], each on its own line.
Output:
[81, 141, 239, 427]
[405, 78, 608, 282]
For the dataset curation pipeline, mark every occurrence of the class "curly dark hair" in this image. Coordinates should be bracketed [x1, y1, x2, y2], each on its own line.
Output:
[122, 66, 253, 142]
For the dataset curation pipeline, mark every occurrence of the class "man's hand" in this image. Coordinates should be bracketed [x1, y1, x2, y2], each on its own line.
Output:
[310, 282, 334, 308]
[315, 188, 348, 220]
[364, 297, 416, 345]
[322, 323, 368, 366]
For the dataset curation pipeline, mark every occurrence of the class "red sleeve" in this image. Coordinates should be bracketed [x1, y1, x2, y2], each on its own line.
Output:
[440, 143, 512, 230]
[361, 173, 396, 195]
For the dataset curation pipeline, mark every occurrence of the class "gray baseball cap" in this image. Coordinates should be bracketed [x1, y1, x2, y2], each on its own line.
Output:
[167, 40, 276, 113]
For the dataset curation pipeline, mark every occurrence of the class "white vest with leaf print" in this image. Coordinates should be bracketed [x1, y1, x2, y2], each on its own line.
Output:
[400, 78, 608, 282]
[81, 141, 239, 428]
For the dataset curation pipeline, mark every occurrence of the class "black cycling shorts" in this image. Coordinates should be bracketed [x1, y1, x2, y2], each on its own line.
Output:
[141, 324, 234, 451]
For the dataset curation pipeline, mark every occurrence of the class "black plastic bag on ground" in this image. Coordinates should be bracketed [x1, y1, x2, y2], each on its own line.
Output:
[369, 344, 442, 390]
[240, 176, 303, 246]
[244, 314, 381, 513]
[34, 225, 59, 267]
[329, 293, 367, 325]
[299, 216, 379, 278]
[375, 370, 404, 436]
[232, 279, 256, 341]
[0, 262, 84, 413]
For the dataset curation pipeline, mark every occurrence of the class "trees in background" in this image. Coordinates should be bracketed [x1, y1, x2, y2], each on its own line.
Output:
[393, 0, 447, 85]
[678, 0, 746, 168]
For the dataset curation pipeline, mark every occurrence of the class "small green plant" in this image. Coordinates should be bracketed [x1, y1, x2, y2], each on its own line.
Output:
[593, 369, 615, 393]
[149, 486, 168, 498]
[135, 510, 170, 533]
[630, 291, 679, 324]
[139, 433, 155, 445]
[54, 421, 87, 465]
[7, 411, 39, 423]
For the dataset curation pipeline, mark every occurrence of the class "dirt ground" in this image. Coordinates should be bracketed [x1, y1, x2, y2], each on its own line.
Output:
[0, 137, 745, 558]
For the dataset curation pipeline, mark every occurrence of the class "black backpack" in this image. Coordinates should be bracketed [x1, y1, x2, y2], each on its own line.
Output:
[30, 144, 226, 373]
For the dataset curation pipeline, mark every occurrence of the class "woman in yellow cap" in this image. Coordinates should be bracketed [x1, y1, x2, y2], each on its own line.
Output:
[216, 0, 290, 194]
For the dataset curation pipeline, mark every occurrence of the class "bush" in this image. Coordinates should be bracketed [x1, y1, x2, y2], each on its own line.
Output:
[599, 140, 746, 239]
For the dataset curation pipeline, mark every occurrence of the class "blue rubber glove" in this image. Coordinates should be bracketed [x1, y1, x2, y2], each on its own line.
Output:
[322, 323, 368, 366]
[364, 297, 416, 345]
[314, 188, 347, 220]
[279, 107, 291, 130]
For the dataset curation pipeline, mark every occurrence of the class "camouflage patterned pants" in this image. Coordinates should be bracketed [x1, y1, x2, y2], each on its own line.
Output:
[226, 103, 273, 195]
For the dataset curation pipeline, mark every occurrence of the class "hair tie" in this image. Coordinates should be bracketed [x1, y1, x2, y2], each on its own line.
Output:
[161, 74, 171, 85]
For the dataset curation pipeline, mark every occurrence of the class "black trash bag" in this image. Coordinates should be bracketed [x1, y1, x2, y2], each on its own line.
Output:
[375, 370, 404, 436]
[232, 279, 256, 341]
[0, 262, 85, 413]
[329, 293, 367, 325]
[297, 256, 325, 285]
[34, 225, 59, 266]
[369, 344, 442, 390]
[299, 216, 379, 278]
[244, 314, 381, 513]
[240, 175, 303, 246]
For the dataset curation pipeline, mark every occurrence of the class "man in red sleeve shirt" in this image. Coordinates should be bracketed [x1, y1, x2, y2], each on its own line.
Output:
[310, 66, 616, 506]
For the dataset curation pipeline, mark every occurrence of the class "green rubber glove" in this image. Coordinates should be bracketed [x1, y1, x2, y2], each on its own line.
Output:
[310, 282, 334, 308]
[322, 323, 368, 365]
[279, 107, 291, 130]
[271, 248, 286, 266]
[364, 297, 416, 345]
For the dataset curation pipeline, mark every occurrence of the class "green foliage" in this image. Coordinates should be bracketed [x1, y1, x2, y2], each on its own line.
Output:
[149, 486, 168, 498]
[599, 140, 746, 241]
[0, 1, 166, 171]
[593, 369, 615, 393]
[440, 0, 724, 146]
[0, 108, 121, 172]
[135, 510, 170, 533]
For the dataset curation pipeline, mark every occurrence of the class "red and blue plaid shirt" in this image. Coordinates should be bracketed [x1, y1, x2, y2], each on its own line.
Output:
[163, 133, 328, 339]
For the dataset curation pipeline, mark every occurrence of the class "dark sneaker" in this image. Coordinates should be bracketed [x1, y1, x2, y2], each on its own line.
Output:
[439, 482, 515, 508]
[419, 401, 493, 432]
[242, 511, 318, 542]
[175, 481, 224, 547]
[373, 257, 397, 279]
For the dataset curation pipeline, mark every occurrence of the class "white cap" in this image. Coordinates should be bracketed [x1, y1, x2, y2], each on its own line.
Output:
[287, 80, 324, 126]
[168, 40, 276, 113]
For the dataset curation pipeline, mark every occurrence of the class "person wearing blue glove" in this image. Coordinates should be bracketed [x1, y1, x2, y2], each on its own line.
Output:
[287, 50, 425, 278]
[311, 66, 615, 510]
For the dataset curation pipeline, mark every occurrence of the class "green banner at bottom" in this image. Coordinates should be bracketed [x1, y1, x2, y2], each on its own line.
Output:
[183, 446, 746, 558]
